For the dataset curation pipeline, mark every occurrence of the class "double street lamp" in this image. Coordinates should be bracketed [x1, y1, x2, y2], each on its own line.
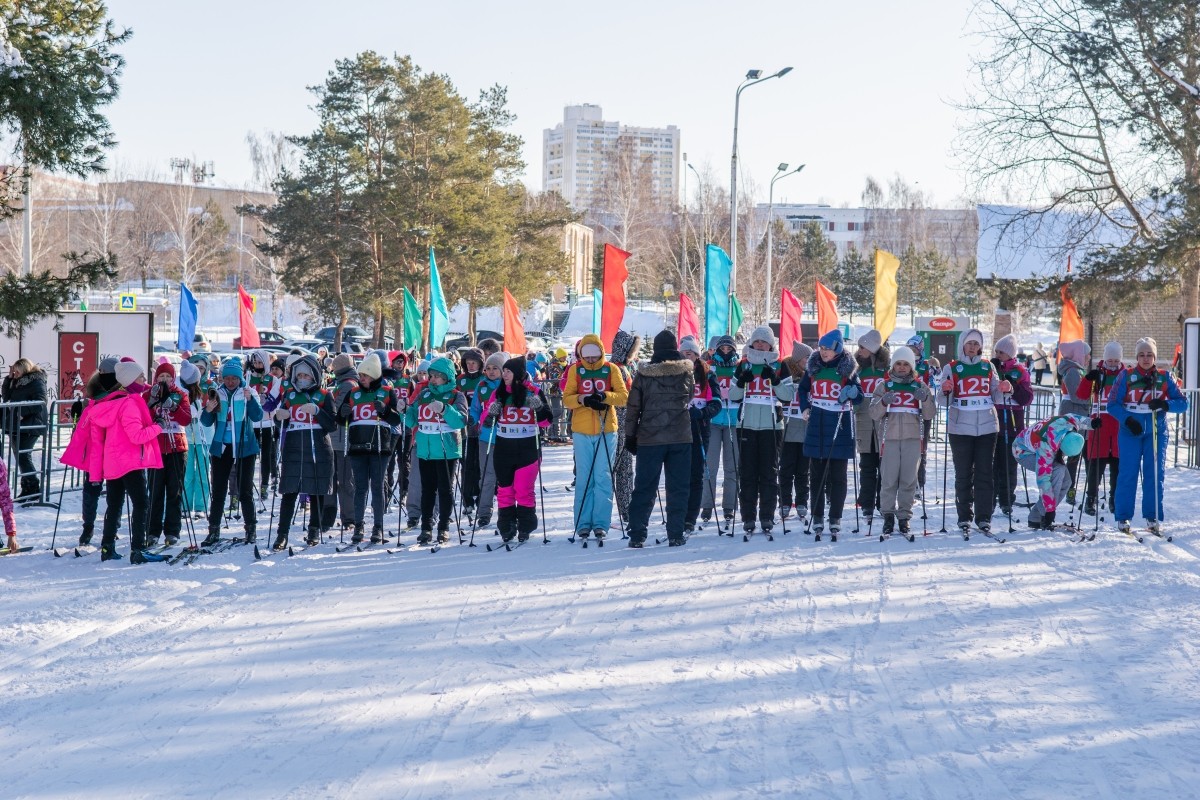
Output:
[729, 66, 792, 334]
[765, 162, 805, 323]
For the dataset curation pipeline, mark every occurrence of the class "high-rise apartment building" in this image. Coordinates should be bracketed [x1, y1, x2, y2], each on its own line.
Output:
[543, 104, 680, 213]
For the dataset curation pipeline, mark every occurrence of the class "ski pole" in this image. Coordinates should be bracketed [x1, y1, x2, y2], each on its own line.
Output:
[1000, 400, 1014, 533]
[597, 404, 627, 541]
[870, 410, 888, 540]
[939, 390, 951, 533]
[849, 410, 862, 534]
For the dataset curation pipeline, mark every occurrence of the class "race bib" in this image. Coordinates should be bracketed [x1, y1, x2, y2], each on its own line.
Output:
[742, 375, 775, 406]
[497, 404, 538, 438]
[810, 375, 849, 412]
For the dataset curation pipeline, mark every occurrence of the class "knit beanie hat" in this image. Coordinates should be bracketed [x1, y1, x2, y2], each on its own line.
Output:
[330, 353, 355, 375]
[791, 342, 813, 363]
[857, 329, 882, 354]
[818, 329, 844, 354]
[428, 356, 456, 382]
[417, 358, 431, 375]
[994, 334, 1017, 360]
[1060, 431, 1085, 458]
[1103, 341, 1123, 362]
[905, 334, 924, 356]
[178, 360, 201, 387]
[1058, 339, 1090, 364]
[98, 356, 119, 375]
[153, 360, 176, 381]
[891, 346, 916, 368]
[679, 335, 702, 357]
[748, 325, 776, 350]
[715, 335, 736, 352]
[358, 353, 382, 380]
[114, 361, 143, 388]
[250, 349, 271, 371]
[1135, 337, 1157, 358]
[653, 329, 678, 354]
[485, 352, 509, 370]
[271, 357, 287, 373]
[221, 358, 244, 379]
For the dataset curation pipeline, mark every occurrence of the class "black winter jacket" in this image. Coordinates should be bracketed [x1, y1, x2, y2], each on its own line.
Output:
[626, 359, 694, 447]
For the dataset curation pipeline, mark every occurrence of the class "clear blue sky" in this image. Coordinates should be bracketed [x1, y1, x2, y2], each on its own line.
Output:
[103, 0, 978, 207]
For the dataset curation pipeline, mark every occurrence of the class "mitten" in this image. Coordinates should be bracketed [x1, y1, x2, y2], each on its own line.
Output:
[624, 436, 638, 455]
[940, 379, 954, 394]
[273, 406, 290, 421]
[838, 384, 859, 402]
[1124, 417, 1143, 435]
[1148, 397, 1169, 412]
[428, 400, 445, 415]
[1090, 416, 1103, 429]
[299, 403, 318, 417]
[1085, 369, 1101, 383]
[883, 392, 899, 405]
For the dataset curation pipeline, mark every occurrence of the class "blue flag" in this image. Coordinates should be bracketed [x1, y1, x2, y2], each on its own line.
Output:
[177, 283, 198, 352]
[592, 289, 602, 335]
[429, 247, 450, 350]
[705, 244, 732, 344]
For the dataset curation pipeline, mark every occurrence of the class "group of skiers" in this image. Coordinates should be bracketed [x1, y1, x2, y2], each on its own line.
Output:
[5, 322, 1190, 564]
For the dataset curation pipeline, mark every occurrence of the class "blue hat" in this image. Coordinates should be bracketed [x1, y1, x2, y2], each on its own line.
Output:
[906, 334, 924, 354]
[221, 357, 244, 379]
[818, 329, 844, 353]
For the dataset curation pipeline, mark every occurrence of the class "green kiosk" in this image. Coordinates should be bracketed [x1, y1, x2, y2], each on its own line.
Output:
[914, 316, 972, 366]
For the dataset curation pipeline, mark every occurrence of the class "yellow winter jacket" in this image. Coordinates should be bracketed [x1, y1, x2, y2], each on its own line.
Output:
[563, 334, 628, 435]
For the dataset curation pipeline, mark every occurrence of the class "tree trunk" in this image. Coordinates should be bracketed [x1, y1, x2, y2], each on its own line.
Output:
[1183, 251, 1200, 322]
[467, 297, 476, 345]
[332, 252, 346, 352]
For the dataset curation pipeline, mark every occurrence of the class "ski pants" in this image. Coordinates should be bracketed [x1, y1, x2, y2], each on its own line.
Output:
[208, 448, 257, 534]
[406, 442, 424, 523]
[702, 425, 739, 513]
[1017, 453, 1070, 526]
[497, 460, 538, 510]
[419, 457, 457, 532]
[738, 428, 780, 526]
[573, 432, 615, 533]
[949, 433, 996, 526]
[685, 428, 709, 527]
[278, 492, 324, 537]
[103, 469, 148, 551]
[1115, 423, 1167, 523]
[629, 442, 690, 540]
[148, 450, 186, 540]
[476, 439, 498, 521]
[880, 438, 922, 520]
[1084, 455, 1118, 510]
[462, 435, 481, 508]
[857, 444, 882, 516]
[257, 426, 277, 488]
[81, 478, 104, 539]
[809, 458, 849, 523]
[778, 440, 809, 510]
[322, 446, 355, 531]
[992, 429, 1019, 509]
[350, 451, 388, 529]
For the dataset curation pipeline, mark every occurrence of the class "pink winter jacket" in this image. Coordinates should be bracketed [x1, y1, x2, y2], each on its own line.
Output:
[61, 390, 163, 480]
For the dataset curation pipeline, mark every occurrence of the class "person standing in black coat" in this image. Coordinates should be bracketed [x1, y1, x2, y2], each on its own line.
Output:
[679, 335, 721, 533]
[3, 358, 48, 499]
[624, 330, 695, 547]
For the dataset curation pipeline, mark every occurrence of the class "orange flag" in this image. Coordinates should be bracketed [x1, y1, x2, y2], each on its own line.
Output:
[1059, 283, 1084, 345]
[237, 284, 260, 348]
[601, 244, 631, 351]
[502, 287, 526, 355]
[815, 281, 839, 336]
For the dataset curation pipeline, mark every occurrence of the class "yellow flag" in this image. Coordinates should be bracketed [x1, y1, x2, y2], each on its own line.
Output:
[874, 249, 901, 342]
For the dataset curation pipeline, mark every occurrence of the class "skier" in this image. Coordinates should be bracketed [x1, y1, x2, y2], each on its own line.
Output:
[200, 358, 264, 546]
[61, 360, 167, 563]
[853, 329, 889, 525]
[609, 330, 641, 524]
[625, 330, 695, 547]
[404, 357, 468, 545]
[797, 329, 862, 537]
[68, 357, 120, 546]
[482, 356, 552, 543]
[991, 334, 1034, 516]
[457, 348, 485, 519]
[469, 351, 507, 529]
[270, 354, 336, 550]
[323, 353, 359, 534]
[179, 360, 211, 518]
[563, 333, 629, 542]
[143, 361, 192, 548]
[728, 326, 783, 533]
[339, 353, 403, 544]
[869, 346, 936, 536]
[0, 460, 15, 553]
[1056, 339, 1092, 502]
[701, 335, 741, 525]
[545, 347, 570, 443]
[1012, 414, 1089, 529]
[246, 349, 282, 494]
[774, 342, 813, 523]
[939, 328, 1008, 535]
[679, 335, 721, 533]
[1106, 337, 1187, 534]
[903, 334, 936, 490]
[1076, 341, 1124, 516]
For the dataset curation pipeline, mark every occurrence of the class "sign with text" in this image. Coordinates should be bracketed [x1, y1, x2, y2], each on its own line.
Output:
[58, 332, 99, 423]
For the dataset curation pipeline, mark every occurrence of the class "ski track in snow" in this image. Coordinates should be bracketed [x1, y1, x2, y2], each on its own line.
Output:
[4, 446, 1200, 799]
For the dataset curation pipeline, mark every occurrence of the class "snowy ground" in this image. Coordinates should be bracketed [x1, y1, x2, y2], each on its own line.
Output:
[5, 445, 1200, 799]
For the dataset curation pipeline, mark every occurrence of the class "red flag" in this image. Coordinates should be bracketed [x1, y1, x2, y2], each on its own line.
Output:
[779, 288, 803, 357]
[677, 292, 700, 342]
[815, 281, 839, 336]
[1059, 283, 1084, 346]
[237, 285, 260, 348]
[600, 243, 630, 351]
[502, 287, 526, 356]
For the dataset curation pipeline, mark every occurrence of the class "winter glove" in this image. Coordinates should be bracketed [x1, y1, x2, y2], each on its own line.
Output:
[998, 380, 1013, 394]
[527, 393, 545, 411]
[1085, 369, 1101, 383]
[337, 401, 353, 419]
[299, 403, 319, 417]
[838, 384, 859, 403]
[486, 402, 502, 421]
[882, 392, 899, 406]
[583, 393, 608, 412]
[688, 398, 707, 410]
[734, 363, 752, 388]
[760, 364, 776, 384]
[624, 436, 638, 455]
[940, 379, 954, 394]
[147, 383, 165, 407]
[1124, 417, 1143, 435]
[427, 400, 445, 415]
[375, 401, 390, 417]
[913, 384, 931, 402]
[273, 406, 290, 421]
[204, 396, 219, 413]
[70, 399, 83, 421]
[1039, 510, 1056, 530]
[1090, 416, 1103, 429]
[1148, 397, 1170, 413]
[161, 394, 180, 412]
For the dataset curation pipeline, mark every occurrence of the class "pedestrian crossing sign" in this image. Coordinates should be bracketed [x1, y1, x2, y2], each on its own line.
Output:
[119, 293, 137, 312]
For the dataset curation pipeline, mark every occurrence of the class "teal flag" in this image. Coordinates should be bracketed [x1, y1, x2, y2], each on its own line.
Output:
[705, 244, 732, 342]
[592, 289, 602, 335]
[428, 247, 450, 350]
[730, 294, 744, 338]
[402, 287, 422, 350]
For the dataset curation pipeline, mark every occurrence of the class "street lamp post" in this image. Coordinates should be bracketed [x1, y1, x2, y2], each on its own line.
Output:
[765, 163, 805, 323]
[681, 152, 689, 296]
[729, 66, 792, 335]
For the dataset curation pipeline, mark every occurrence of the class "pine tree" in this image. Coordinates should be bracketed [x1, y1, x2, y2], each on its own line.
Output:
[0, 251, 116, 335]
[834, 246, 873, 322]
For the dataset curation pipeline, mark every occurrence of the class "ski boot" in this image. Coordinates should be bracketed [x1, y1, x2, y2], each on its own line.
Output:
[829, 519, 842, 538]
[165, 535, 180, 547]
[576, 529, 591, 540]
[627, 534, 646, 548]
[351, 524, 365, 544]
[417, 529, 433, 545]
[780, 504, 792, 520]
[796, 505, 808, 521]
[1147, 520, 1162, 535]
[743, 521, 756, 534]
[78, 529, 94, 547]
[701, 508, 712, 523]
[476, 512, 491, 528]
[881, 514, 895, 536]
[898, 518, 911, 536]
[592, 529, 607, 543]
[370, 526, 384, 545]
[1083, 498, 1097, 517]
[100, 544, 123, 562]
[243, 528, 257, 545]
[306, 528, 321, 546]
[272, 532, 288, 551]
[1117, 520, 1132, 534]
[668, 535, 686, 547]
[202, 528, 221, 548]
[437, 529, 450, 544]
[977, 522, 991, 534]
[143, 535, 160, 549]
[131, 549, 168, 564]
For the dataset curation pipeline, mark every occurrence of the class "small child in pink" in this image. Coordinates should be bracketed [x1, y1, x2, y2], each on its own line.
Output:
[0, 460, 18, 551]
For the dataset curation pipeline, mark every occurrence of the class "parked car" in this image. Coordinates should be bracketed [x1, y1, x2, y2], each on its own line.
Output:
[191, 332, 212, 353]
[233, 330, 287, 349]
[153, 345, 183, 369]
[313, 325, 393, 348]
[444, 330, 503, 351]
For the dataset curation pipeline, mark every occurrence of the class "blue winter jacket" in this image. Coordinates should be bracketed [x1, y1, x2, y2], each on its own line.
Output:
[200, 378, 264, 458]
[1106, 367, 1187, 439]
[797, 350, 862, 460]
[469, 377, 501, 446]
